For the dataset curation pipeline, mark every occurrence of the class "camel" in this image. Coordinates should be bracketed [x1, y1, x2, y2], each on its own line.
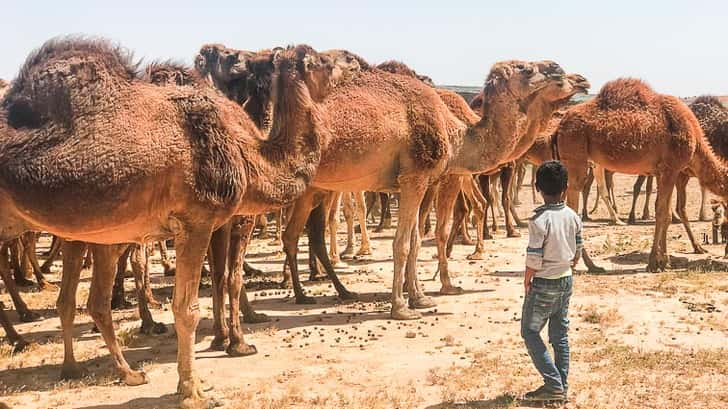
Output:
[555, 78, 728, 272]
[278, 57, 585, 320]
[0, 37, 333, 407]
[429, 70, 590, 291]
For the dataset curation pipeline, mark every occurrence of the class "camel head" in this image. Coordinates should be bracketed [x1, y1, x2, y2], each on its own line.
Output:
[0, 79, 8, 100]
[273, 45, 338, 103]
[244, 49, 279, 130]
[322, 49, 370, 82]
[195, 44, 254, 104]
[144, 61, 202, 87]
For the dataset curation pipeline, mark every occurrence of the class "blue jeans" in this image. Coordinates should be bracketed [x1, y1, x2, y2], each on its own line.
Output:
[521, 275, 572, 392]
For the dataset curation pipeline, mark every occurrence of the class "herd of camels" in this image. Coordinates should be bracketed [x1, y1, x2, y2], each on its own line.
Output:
[0, 36, 727, 408]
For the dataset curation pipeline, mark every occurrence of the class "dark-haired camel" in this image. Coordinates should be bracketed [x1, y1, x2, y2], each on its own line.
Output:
[0, 38, 334, 407]
[556, 79, 728, 272]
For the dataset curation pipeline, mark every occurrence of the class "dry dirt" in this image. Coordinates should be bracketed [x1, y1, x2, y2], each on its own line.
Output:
[1, 174, 728, 409]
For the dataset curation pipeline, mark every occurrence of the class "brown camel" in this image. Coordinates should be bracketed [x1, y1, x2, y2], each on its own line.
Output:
[555, 78, 726, 272]
[430, 69, 589, 292]
[0, 38, 332, 407]
[280, 57, 584, 320]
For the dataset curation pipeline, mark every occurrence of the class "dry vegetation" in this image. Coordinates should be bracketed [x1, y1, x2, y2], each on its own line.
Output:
[1, 174, 727, 408]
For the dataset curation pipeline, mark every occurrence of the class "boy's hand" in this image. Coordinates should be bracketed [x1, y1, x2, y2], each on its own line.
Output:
[524, 267, 535, 295]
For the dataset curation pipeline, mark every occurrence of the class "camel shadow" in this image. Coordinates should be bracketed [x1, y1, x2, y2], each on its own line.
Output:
[75, 395, 178, 409]
[424, 394, 518, 408]
[607, 251, 689, 267]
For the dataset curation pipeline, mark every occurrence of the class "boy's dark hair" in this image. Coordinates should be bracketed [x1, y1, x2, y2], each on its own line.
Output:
[535, 160, 568, 196]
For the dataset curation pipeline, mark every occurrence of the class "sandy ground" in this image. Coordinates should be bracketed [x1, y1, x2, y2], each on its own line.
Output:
[1, 174, 728, 409]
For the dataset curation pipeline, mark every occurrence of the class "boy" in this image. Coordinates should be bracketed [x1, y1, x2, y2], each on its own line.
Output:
[522, 160, 582, 402]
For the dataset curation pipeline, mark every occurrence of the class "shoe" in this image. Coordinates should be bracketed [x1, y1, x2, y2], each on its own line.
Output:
[523, 384, 565, 401]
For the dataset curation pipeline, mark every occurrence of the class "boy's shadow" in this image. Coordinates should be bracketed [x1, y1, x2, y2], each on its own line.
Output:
[424, 396, 565, 408]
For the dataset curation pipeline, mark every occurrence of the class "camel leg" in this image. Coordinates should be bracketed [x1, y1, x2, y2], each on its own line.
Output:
[326, 192, 342, 265]
[491, 175, 504, 219]
[226, 217, 265, 357]
[477, 174, 495, 239]
[594, 165, 624, 225]
[208, 223, 231, 351]
[648, 173, 678, 272]
[605, 170, 618, 213]
[40, 235, 63, 275]
[0, 244, 39, 322]
[82, 247, 93, 270]
[269, 209, 284, 246]
[9, 240, 33, 287]
[445, 192, 469, 259]
[283, 191, 323, 304]
[376, 192, 392, 232]
[365, 191, 378, 223]
[392, 175, 432, 319]
[341, 192, 355, 258]
[112, 247, 133, 310]
[230, 216, 270, 324]
[354, 191, 372, 256]
[87, 244, 148, 386]
[675, 174, 707, 254]
[20, 232, 54, 290]
[158, 240, 175, 276]
[463, 177, 487, 259]
[500, 166, 521, 237]
[307, 203, 356, 300]
[583, 167, 596, 219]
[628, 176, 647, 225]
[565, 162, 605, 274]
[530, 164, 538, 205]
[514, 161, 526, 206]
[435, 175, 465, 296]
[419, 185, 437, 237]
[0, 302, 29, 352]
[129, 244, 166, 335]
[172, 223, 218, 408]
[57, 241, 87, 380]
[642, 176, 654, 220]
[698, 185, 711, 222]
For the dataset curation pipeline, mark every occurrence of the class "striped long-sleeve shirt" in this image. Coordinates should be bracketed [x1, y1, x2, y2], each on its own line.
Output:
[526, 202, 583, 279]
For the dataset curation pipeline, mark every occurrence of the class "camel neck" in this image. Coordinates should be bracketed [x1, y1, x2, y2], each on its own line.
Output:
[450, 96, 522, 174]
[690, 139, 728, 199]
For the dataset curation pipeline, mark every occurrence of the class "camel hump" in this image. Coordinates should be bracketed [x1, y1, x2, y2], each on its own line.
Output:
[376, 60, 434, 86]
[144, 61, 204, 87]
[173, 93, 246, 205]
[661, 95, 703, 142]
[691, 95, 724, 109]
[3, 36, 140, 129]
[596, 78, 655, 110]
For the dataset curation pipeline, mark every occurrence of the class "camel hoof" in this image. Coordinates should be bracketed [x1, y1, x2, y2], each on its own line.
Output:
[439, 285, 464, 295]
[13, 339, 30, 353]
[308, 274, 326, 282]
[40, 265, 52, 275]
[243, 312, 271, 324]
[268, 239, 282, 247]
[111, 299, 133, 311]
[19, 310, 41, 323]
[340, 249, 355, 259]
[60, 363, 86, 380]
[466, 251, 486, 260]
[226, 342, 258, 357]
[482, 234, 493, 240]
[141, 322, 168, 335]
[409, 295, 436, 309]
[337, 290, 358, 301]
[507, 230, 522, 238]
[355, 248, 372, 257]
[329, 256, 341, 266]
[627, 216, 637, 225]
[123, 370, 148, 386]
[179, 377, 219, 409]
[209, 336, 227, 351]
[295, 295, 317, 305]
[164, 267, 176, 277]
[38, 281, 59, 291]
[460, 238, 475, 246]
[15, 277, 35, 287]
[694, 246, 709, 255]
[612, 219, 626, 226]
[391, 305, 422, 320]
[641, 214, 651, 221]
[279, 278, 291, 289]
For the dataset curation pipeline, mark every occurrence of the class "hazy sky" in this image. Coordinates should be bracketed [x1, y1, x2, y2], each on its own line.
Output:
[2, 1, 726, 96]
